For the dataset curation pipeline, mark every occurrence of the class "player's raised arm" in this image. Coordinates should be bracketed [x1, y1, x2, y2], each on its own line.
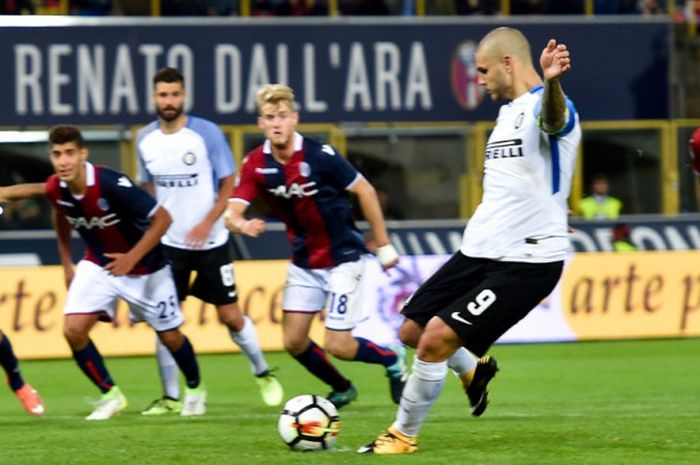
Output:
[540, 39, 571, 134]
[0, 182, 46, 202]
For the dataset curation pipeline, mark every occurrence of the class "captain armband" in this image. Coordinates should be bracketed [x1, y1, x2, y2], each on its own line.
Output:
[537, 107, 570, 135]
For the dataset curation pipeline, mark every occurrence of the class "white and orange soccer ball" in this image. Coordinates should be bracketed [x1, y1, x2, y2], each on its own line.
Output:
[277, 394, 340, 451]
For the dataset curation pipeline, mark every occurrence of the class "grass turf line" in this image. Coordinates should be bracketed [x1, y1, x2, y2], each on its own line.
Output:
[1, 338, 698, 465]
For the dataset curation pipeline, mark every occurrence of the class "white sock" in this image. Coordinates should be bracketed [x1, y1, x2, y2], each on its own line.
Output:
[155, 337, 181, 400]
[230, 316, 269, 376]
[447, 347, 478, 377]
[395, 357, 448, 437]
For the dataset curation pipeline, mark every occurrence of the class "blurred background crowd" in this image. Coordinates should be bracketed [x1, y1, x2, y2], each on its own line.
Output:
[0, 0, 688, 17]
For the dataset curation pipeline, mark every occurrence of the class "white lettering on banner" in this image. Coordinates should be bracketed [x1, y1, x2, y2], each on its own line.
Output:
[345, 43, 372, 111]
[49, 44, 72, 115]
[405, 42, 432, 110]
[140, 44, 164, 113]
[13, 41, 433, 118]
[15, 44, 43, 115]
[424, 232, 448, 255]
[216, 43, 293, 113]
[215, 44, 242, 113]
[633, 226, 668, 250]
[77, 44, 105, 114]
[448, 231, 462, 252]
[375, 42, 401, 111]
[569, 229, 598, 252]
[407, 232, 425, 255]
[245, 44, 272, 112]
[304, 44, 327, 112]
[685, 226, 700, 248]
[14, 42, 195, 116]
[329, 43, 341, 68]
[662, 225, 691, 250]
[593, 228, 613, 252]
[389, 231, 406, 255]
[110, 44, 138, 114]
[344, 41, 432, 112]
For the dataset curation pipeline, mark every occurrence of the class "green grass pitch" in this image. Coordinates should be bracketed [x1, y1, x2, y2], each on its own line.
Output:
[2, 338, 699, 465]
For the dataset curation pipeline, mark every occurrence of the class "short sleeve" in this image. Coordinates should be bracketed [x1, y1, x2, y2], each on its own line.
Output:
[193, 118, 235, 180]
[135, 124, 156, 184]
[316, 143, 359, 190]
[231, 154, 261, 203]
[101, 168, 158, 219]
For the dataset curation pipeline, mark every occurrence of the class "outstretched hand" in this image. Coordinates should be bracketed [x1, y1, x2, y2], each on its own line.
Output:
[225, 215, 266, 238]
[239, 218, 266, 237]
[540, 39, 571, 81]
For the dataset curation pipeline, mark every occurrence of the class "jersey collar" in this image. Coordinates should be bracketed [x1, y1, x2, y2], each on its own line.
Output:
[510, 85, 544, 106]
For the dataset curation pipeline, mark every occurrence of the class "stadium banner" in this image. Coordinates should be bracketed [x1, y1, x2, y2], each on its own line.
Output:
[0, 261, 319, 359]
[2, 251, 699, 360]
[240, 216, 700, 259]
[0, 17, 669, 126]
[5, 215, 700, 267]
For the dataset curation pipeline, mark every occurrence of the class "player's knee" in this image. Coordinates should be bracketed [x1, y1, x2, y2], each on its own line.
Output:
[217, 304, 244, 330]
[63, 325, 88, 348]
[324, 340, 343, 358]
[416, 323, 460, 362]
[158, 330, 184, 351]
[283, 334, 308, 356]
[324, 334, 353, 360]
[398, 320, 422, 348]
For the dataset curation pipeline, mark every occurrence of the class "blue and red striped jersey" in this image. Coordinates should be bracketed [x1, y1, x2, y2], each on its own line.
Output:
[46, 162, 167, 275]
[233, 133, 367, 269]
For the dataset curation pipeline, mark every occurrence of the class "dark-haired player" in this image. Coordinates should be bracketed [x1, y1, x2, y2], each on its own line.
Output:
[40, 125, 205, 420]
[0, 330, 44, 416]
[136, 67, 282, 414]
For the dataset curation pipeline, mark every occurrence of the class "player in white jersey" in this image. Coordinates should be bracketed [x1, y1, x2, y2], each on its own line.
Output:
[360, 27, 581, 454]
[136, 67, 282, 414]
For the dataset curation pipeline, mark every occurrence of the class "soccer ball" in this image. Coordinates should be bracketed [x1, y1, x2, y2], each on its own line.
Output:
[277, 394, 340, 451]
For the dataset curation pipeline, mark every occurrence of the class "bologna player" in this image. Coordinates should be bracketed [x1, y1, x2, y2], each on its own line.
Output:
[359, 27, 581, 454]
[224, 84, 406, 409]
[45, 125, 205, 420]
[136, 67, 282, 414]
[0, 330, 44, 416]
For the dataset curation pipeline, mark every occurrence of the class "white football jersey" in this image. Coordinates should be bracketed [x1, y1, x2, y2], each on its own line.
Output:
[461, 85, 581, 263]
[136, 116, 235, 250]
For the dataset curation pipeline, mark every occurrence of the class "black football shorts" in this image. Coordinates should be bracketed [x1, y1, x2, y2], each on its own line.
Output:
[163, 240, 238, 306]
[401, 252, 563, 357]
